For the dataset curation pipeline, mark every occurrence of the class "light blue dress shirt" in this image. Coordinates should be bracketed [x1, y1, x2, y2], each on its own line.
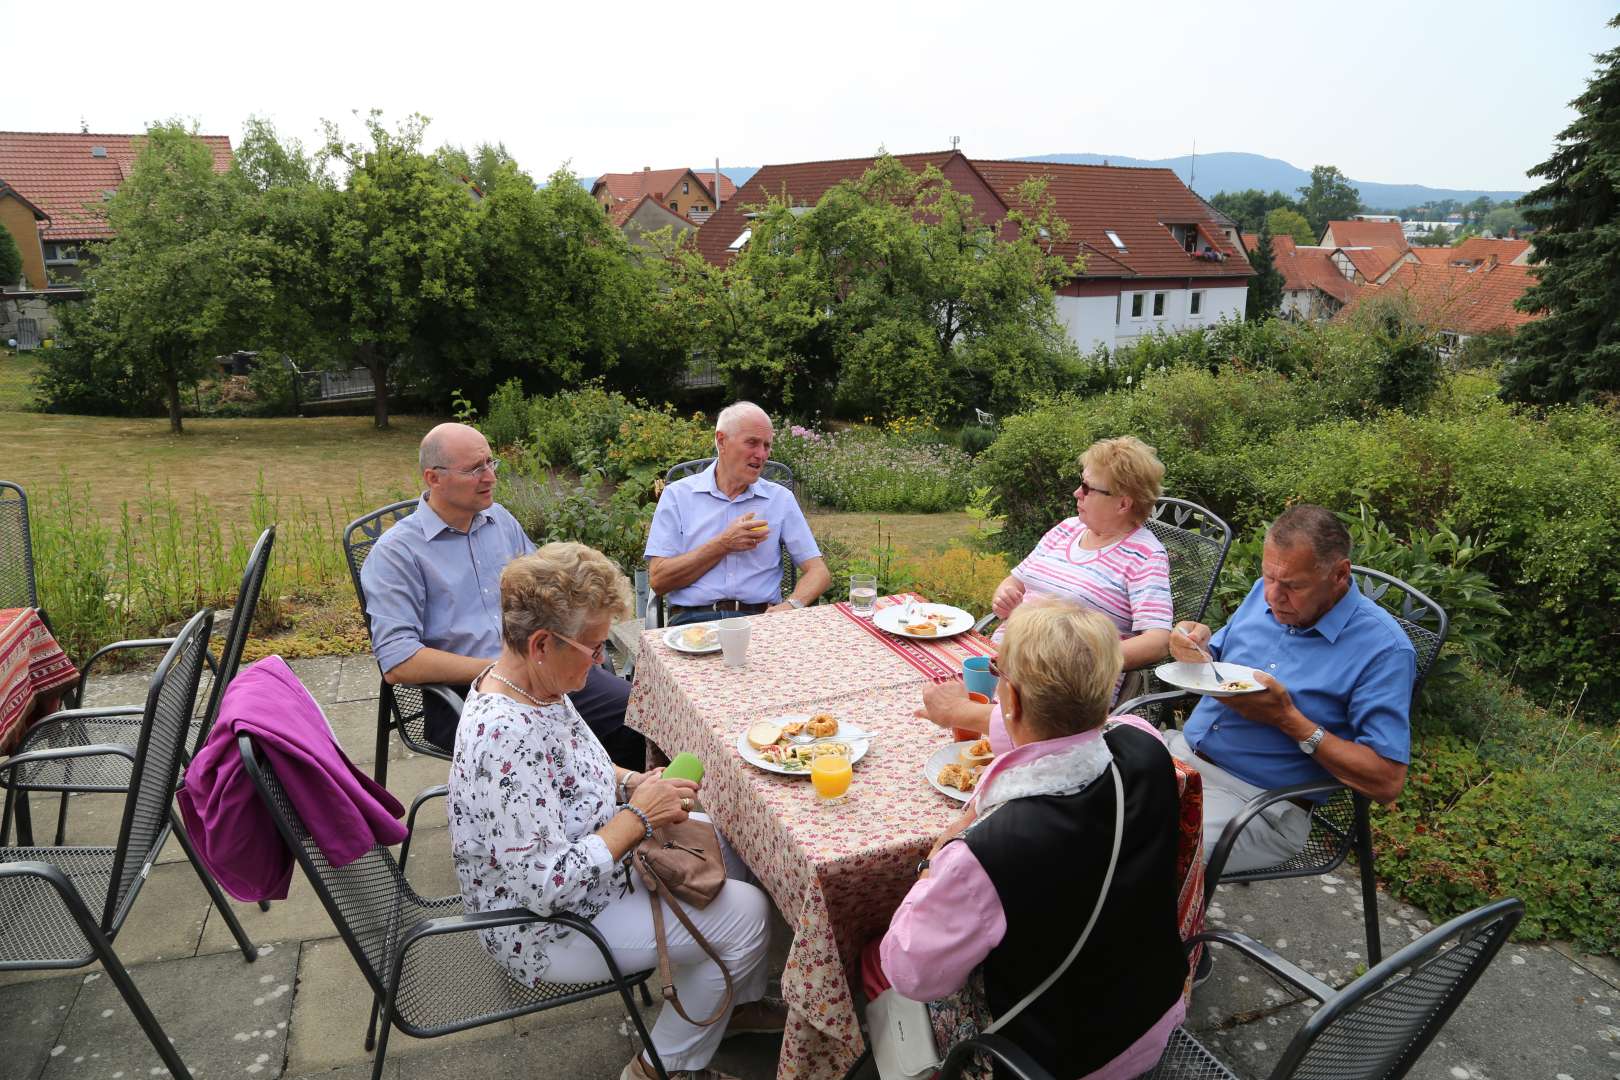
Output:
[1182, 579, 1416, 791]
[643, 463, 820, 606]
[360, 496, 534, 674]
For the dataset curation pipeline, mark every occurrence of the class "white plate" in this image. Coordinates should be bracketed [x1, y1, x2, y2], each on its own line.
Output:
[872, 602, 975, 640]
[735, 715, 872, 777]
[1154, 661, 1269, 698]
[925, 740, 993, 802]
[664, 625, 721, 654]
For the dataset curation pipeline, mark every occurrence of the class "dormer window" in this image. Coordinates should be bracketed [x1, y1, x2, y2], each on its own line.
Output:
[727, 229, 752, 252]
[1105, 229, 1127, 252]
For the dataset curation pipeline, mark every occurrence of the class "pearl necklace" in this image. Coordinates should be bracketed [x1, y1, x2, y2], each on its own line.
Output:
[483, 667, 558, 708]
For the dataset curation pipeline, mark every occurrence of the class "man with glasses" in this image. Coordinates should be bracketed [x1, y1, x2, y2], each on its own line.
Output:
[361, 423, 642, 766]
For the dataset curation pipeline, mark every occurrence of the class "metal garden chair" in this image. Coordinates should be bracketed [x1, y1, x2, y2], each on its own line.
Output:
[645, 457, 799, 629]
[343, 500, 465, 786]
[1142, 897, 1523, 1079]
[236, 738, 666, 1080]
[0, 479, 39, 613]
[0, 609, 227, 1080]
[1117, 566, 1450, 965]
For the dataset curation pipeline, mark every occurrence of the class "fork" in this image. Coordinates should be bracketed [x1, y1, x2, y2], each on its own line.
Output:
[1173, 625, 1218, 681]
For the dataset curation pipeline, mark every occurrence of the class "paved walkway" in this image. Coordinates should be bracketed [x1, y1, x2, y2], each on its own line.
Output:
[4, 655, 1617, 1079]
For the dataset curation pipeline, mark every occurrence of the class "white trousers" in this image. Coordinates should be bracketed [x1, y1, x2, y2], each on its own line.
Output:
[543, 815, 771, 1072]
[1166, 730, 1313, 875]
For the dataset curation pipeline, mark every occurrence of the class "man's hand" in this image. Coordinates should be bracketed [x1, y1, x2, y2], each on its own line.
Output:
[1220, 671, 1304, 732]
[765, 601, 795, 613]
[928, 804, 978, 859]
[990, 576, 1025, 620]
[714, 513, 771, 554]
[913, 678, 991, 734]
[1168, 621, 1214, 663]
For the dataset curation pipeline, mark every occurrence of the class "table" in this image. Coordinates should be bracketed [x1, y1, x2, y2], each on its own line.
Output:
[626, 599, 1203, 1079]
[0, 608, 78, 755]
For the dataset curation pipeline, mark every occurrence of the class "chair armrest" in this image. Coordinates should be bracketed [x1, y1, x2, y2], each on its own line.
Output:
[75, 637, 218, 702]
[29, 705, 145, 727]
[1205, 779, 1348, 887]
[0, 859, 105, 937]
[398, 784, 450, 873]
[415, 683, 464, 712]
[940, 1034, 1056, 1080]
[1112, 688, 1194, 717]
[0, 741, 138, 777]
[972, 612, 998, 635]
[1188, 927, 1336, 1003]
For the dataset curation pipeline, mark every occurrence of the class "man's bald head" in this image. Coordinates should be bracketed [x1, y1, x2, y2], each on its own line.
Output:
[715, 402, 772, 440]
[420, 423, 486, 474]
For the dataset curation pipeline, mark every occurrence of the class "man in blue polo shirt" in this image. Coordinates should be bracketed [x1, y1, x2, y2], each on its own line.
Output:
[646, 402, 830, 625]
[1166, 504, 1415, 874]
[361, 422, 641, 767]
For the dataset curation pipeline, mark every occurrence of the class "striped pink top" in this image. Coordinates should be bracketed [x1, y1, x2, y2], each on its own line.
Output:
[1011, 519, 1173, 636]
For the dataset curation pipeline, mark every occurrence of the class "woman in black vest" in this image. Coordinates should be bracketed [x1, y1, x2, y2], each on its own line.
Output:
[875, 600, 1189, 1078]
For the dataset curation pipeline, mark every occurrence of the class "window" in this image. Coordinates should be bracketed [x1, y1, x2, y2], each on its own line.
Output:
[1105, 229, 1127, 252]
[1115, 294, 1122, 324]
[669, 201, 678, 210]
[682, 181, 690, 194]
[44, 244, 81, 265]
[1152, 292, 1166, 318]
[695, 204, 708, 212]
[726, 229, 752, 252]
[1189, 291, 1204, 316]
[1130, 293, 1145, 319]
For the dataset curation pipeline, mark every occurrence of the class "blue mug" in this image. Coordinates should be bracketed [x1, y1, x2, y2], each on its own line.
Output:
[963, 656, 998, 699]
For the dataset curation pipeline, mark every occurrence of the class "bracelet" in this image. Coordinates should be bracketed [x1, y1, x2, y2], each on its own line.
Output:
[623, 804, 655, 841]
[616, 776, 629, 805]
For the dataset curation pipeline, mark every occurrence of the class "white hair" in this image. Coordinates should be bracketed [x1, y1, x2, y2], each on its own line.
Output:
[715, 401, 770, 436]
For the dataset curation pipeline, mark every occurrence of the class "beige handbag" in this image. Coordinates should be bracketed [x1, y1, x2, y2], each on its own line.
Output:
[633, 816, 735, 1026]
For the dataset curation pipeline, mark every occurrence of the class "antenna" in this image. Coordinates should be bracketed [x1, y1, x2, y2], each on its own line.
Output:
[80, 116, 89, 134]
[950, 135, 960, 151]
[1190, 138, 1197, 185]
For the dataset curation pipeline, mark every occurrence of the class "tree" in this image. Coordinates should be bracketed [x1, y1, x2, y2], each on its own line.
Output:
[1416, 225, 1453, 246]
[1298, 165, 1362, 238]
[1209, 189, 1301, 233]
[1483, 204, 1529, 237]
[66, 122, 250, 432]
[0, 225, 21, 289]
[1265, 207, 1316, 246]
[1245, 220, 1284, 320]
[1508, 15, 1620, 404]
[319, 112, 478, 428]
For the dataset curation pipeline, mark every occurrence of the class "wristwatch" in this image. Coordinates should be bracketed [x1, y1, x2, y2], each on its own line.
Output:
[1297, 726, 1326, 755]
[916, 858, 931, 877]
[787, 597, 805, 609]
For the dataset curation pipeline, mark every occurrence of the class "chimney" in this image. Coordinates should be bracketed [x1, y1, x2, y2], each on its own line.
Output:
[644, 166, 651, 172]
[715, 157, 723, 210]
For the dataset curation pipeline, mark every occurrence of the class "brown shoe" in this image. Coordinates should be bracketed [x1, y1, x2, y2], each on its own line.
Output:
[724, 996, 788, 1039]
[621, 1053, 741, 1080]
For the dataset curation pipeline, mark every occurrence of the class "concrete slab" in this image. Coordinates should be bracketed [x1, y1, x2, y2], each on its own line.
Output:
[38, 943, 297, 1080]
[0, 971, 81, 1080]
[286, 657, 346, 707]
[380, 754, 451, 818]
[283, 937, 517, 1075]
[333, 657, 382, 706]
[78, 670, 156, 708]
[403, 1022, 636, 1080]
[198, 872, 342, 958]
[321, 699, 385, 767]
[286, 1063, 397, 1080]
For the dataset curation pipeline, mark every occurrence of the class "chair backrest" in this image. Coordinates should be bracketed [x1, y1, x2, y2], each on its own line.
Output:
[1143, 497, 1233, 627]
[343, 499, 420, 619]
[104, 608, 214, 930]
[1349, 565, 1450, 695]
[0, 480, 38, 610]
[198, 527, 277, 734]
[236, 732, 409, 996]
[1270, 898, 1523, 1080]
[664, 456, 795, 491]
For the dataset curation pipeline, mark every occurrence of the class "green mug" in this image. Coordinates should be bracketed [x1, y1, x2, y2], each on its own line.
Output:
[662, 752, 705, 784]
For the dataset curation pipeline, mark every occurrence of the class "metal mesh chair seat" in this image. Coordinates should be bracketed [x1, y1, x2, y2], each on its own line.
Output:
[0, 847, 117, 964]
[5, 713, 198, 792]
[1140, 1027, 1240, 1079]
[0, 481, 39, 611]
[1223, 787, 1357, 881]
[240, 735, 663, 1078]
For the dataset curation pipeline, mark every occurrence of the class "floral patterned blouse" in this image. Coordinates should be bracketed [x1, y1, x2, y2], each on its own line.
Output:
[448, 685, 634, 987]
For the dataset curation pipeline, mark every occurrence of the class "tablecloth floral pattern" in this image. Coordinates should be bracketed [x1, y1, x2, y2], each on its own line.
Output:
[0, 608, 78, 755]
[626, 602, 1204, 1079]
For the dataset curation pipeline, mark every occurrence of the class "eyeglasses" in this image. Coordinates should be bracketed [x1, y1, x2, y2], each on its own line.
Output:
[987, 655, 1003, 680]
[1078, 479, 1113, 498]
[552, 630, 607, 664]
[431, 458, 501, 479]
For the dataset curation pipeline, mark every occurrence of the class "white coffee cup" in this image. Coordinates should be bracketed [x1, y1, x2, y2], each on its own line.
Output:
[717, 618, 752, 668]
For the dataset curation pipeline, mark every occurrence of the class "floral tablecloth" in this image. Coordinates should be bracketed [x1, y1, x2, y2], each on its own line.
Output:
[0, 608, 78, 755]
[626, 602, 1204, 1079]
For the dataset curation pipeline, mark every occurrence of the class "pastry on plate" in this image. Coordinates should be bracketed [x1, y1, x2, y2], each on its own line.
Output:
[746, 720, 784, 751]
[807, 713, 839, 738]
[679, 625, 718, 648]
[906, 622, 938, 636]
[937, 763, 980, 792]
[780, 719, 807, 738]
[959, 738, 994, 767]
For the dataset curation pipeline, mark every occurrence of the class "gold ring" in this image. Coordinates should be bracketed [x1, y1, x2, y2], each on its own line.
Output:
[681, 797, 692, 810]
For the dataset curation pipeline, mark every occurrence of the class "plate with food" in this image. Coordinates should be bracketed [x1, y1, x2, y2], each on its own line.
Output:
[664, 624, 722, 654]
[736, 713, 871, 776]
[926, 739, 995, 802]
[871, 602, 975, 640]
[1154, 661, 1269, 698]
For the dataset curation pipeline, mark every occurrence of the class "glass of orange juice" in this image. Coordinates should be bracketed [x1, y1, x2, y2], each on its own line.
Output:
[810, 753, 853, 802]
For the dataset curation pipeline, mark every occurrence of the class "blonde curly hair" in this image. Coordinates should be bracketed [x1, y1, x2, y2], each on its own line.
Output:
[499, 543, 634, 651]
[1080, 436, 1165, 525]
[998, 600, 1123, 740]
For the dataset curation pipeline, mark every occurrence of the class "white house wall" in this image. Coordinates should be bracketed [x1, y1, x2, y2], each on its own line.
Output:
[1058, 284, 1248, 352]
[1055, 294, 1120, 353]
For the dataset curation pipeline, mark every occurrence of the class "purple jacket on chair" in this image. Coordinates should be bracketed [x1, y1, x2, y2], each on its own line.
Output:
[178, 655, 407, 902]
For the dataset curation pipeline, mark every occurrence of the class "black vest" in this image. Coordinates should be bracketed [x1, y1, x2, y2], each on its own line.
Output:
[961, 724, 1185, 1077]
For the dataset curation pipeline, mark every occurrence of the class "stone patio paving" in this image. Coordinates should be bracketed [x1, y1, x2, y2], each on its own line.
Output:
[4, 654, 1618, 1079]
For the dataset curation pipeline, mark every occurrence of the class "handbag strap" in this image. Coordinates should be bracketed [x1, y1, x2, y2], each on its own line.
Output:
[639, 853, 736, 1027]
[983, 759, 1124, 1035]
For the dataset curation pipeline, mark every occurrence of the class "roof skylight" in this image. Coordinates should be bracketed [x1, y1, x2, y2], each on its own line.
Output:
[1105, 229, 1127, 252]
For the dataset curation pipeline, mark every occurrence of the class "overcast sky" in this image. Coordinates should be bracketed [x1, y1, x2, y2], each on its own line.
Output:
[5, 0, 1609, 192]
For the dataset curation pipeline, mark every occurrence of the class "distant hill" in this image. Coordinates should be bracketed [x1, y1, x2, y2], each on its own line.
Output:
[1015, 151, 1524, 209]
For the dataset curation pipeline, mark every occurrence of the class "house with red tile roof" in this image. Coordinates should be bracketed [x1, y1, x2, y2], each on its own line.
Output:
[693, 150, 1253, 354]
[0, 181, 50, 290]
[1242, 233, 1362, 321]
[1336, 259, 1539, 352]
[592, 166, 730, 222]
[1320, 219, 1407, 250]
[0, 130, 232, 285]
[608, 194, 697, 248]
[1446, 236, 1532, 268]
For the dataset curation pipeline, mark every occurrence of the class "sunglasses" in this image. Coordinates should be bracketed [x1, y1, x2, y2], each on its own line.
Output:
[1078, 479, 1114, 498]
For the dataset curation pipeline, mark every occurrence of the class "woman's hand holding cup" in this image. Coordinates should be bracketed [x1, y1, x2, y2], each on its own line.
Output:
[630, 776, 699, 829]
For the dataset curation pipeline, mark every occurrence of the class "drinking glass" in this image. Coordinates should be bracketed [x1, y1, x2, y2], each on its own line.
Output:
[849, 574, 878, 618]
[811, 754, 853, 801]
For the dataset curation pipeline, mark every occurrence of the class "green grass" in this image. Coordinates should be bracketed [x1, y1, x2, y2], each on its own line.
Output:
[0, 353, 39, 411]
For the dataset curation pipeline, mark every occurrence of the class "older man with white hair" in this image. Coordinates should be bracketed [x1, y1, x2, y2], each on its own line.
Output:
[645, 402, 830, 625]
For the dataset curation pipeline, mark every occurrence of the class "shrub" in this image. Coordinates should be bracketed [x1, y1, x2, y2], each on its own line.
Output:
[602, 406, 714, 496]
[500, 469, 655, 576]
[790, 426, 973, 512]
[956, 423, 998, 456]
[480, 377, 530, 451]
